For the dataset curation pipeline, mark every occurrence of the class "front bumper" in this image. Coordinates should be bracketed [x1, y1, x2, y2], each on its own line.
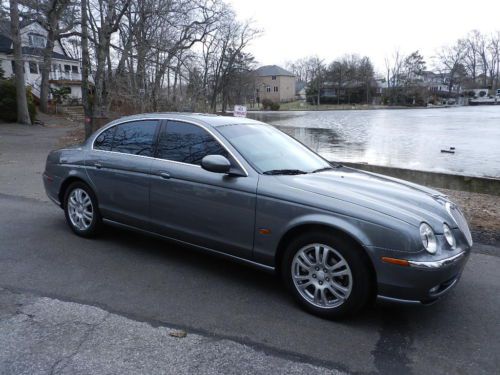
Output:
[370, 238, 471, 304]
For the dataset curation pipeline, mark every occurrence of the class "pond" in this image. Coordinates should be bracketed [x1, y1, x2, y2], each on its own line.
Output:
[248, 106, 500, 178]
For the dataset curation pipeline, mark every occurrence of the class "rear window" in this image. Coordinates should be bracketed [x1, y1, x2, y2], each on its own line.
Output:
[93, 120, 158, 156]
[93, 127, 115, 151]
[112, 120, 158, 156]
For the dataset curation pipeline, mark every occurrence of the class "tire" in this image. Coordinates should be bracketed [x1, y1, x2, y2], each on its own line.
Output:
[281, 231, 372, 319]
[63, 181, 102, 238]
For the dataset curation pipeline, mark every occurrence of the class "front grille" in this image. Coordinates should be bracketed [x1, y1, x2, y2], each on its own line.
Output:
[448, 204, 473, 246]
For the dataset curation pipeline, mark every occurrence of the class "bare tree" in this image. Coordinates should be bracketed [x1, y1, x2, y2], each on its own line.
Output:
[87, 0, 130, 124]
[81, 0, 92, 138]
[489, 32, 500, 101]
[26, 0, 76, 113]
[9, 0, 31, 124]
[436, 40, 467, 95]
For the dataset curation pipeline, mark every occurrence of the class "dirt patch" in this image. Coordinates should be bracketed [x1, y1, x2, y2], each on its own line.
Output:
[57, 126, 85, 148]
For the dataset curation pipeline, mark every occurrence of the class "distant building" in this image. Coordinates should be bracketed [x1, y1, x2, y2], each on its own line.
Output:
[254, 65, 295, 103]
[295, 81, 306, 100]
[0, 20, 83, 102]
[420, 71, 462, 96]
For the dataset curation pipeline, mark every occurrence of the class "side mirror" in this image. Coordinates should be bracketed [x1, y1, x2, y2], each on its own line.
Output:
[201, 155, 231, 174]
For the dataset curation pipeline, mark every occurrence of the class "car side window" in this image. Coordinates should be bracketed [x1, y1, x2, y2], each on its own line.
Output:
[111, 120, 158, 156]
[156, 121, 228, 165]
[93, 127, 116, 151]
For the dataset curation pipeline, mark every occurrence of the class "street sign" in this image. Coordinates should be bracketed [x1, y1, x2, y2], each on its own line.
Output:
[234, 105, 247, 118]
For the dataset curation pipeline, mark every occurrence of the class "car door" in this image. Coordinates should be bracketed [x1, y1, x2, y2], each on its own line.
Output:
[149, 120, 257, 259]
[85, 119, 159, 229]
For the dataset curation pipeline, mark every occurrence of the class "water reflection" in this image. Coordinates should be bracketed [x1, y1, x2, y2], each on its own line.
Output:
[248, 107, 500, 178]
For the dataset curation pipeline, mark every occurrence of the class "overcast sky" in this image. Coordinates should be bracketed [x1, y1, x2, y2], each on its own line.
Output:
[227, 0, 500, 74]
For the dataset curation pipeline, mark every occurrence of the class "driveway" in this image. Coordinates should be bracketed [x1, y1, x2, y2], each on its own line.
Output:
[0, 123, 499, 374]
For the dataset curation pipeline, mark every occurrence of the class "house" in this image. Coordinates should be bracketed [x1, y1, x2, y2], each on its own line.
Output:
[420, 70, 463, 96]
[0, 20, 83, 102]
[254, 65, 295, 103]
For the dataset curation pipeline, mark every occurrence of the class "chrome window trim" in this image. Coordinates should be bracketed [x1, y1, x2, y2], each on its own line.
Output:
[91, 117, 249, 177]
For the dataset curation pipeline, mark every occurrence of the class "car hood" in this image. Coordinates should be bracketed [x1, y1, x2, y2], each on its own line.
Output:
[275, 167, 453, 230]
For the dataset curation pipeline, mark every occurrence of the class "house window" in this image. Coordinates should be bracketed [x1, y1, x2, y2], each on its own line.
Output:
[28, 34, 46, 48]
[64, 65, 71, 72]
[52, 64, 60, 72]
[266, 87, 271, 93]
[274, 86, 279, 92]
[29, 61, 38, 74]
[271, 75, 276, 80]
[71, 65, 78, 73]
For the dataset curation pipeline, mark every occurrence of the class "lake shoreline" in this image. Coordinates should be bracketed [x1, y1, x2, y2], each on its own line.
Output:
[245, 104, 460, 113]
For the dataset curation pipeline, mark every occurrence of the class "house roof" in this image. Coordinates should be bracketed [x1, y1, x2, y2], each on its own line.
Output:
[254, 65, 294, 77]
[0, 20, 77, 61]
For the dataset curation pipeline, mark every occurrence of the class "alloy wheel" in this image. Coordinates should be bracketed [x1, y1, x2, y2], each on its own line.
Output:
[67, 188, 94, 231]
[291, 243, 353, 308]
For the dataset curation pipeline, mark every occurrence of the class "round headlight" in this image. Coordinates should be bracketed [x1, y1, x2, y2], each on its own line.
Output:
[420, 223, 437, 254]
[443, 223, 456, 248]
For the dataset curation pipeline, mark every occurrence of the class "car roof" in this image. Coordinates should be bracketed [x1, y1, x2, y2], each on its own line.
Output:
[106, 113, 266, 128]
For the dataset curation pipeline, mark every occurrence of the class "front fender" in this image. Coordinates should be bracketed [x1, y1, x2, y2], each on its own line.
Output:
[253, 195, 419, 267]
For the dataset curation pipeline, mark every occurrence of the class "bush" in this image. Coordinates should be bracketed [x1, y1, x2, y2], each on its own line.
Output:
[261, 98, 280, 111]
[0, 79, 37, 123]
[0, 79, 17, 122]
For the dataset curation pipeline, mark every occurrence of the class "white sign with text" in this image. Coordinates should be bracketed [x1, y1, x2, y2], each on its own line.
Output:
[233, 105, 247, 117]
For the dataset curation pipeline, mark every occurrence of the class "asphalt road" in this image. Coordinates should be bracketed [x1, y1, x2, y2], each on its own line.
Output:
[0, 192, 499, 374]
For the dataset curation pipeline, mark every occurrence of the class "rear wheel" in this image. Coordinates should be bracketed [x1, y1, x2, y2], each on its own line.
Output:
[63, 182, 101, 237]
[281, 231, 372, 319]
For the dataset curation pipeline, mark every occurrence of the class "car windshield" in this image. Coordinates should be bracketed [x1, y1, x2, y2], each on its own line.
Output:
[217, 123, 332, 174]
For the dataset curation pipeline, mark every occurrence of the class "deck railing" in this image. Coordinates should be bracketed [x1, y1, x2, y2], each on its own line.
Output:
[49, 71, 82, 81]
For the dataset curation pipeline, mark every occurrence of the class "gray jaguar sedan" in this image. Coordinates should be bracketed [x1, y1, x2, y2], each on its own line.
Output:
[43, 113, 472, 318]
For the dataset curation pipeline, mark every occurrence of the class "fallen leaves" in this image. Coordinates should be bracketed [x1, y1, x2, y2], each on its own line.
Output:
[169, 330, 187, 338]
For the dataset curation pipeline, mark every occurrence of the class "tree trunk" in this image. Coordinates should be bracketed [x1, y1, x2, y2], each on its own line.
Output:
[40, 24, 55, 113]
[81, 0, 93, 138]
[40, 0, 69, 113]
[9, 0, 31, 125]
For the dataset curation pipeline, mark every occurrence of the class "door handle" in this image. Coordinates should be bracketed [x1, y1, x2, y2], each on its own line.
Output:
[159, 172, 171, 179]
[94, 162, 103, 169]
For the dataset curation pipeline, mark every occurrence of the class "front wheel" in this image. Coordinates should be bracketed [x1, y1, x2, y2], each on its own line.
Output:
[63, 182, 101, 237]
[281, 232, 372, 319]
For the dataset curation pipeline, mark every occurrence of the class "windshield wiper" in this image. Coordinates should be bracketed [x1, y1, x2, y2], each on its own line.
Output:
[263, 169, 308, 175]
[312, 164, 343, 173]
[311, 167, 334, 173]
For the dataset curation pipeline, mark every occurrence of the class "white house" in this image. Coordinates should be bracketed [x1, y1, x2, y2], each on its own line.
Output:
[0, 20, 83, 102]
